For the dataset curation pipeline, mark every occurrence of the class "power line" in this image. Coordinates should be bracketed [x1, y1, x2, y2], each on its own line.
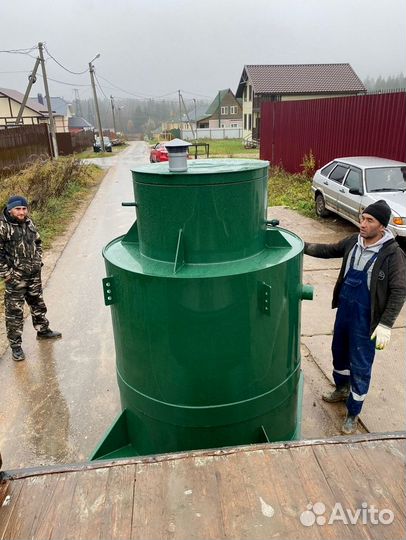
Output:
[96, 74, 186, 101]
[0, 70, 31, 74]
[180, 89, 213, 99]
[36, 72, 91, 87]
[44, 45, 88, 75]
[96, 74, 152, 99]
[1, 46, 212, 102]
[0, 45, 37, 54]
[94, 74, 108, 99]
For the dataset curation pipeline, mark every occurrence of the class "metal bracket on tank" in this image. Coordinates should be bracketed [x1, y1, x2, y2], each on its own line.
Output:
[258, 282, 272, 315]
[102, 276, 116, 305]
[122, 220, 139, 245]
[265, 226, 291, 248]
[174, 228, 185, 274]
[260, 425, 270, 443]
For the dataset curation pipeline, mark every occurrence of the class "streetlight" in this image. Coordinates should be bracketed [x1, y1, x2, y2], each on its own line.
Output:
[90, 53, 100, 64]
[89, 53, 105, 152]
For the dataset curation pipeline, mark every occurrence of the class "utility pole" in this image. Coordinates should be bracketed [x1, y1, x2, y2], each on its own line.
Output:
[218, 91, 221, 128]
[15, 57, 41, 125]
[89, 55, 105, 152]
[118, 106, 125, 134]
[38, 42, 58, 158]
[179, 93, 195, 140]
[193, 98, 197, 140]
[74, 88, 83, 117]
[16, 57, 41, 126]
[178, 90, 182, 136]
[110, 95, 117, 134]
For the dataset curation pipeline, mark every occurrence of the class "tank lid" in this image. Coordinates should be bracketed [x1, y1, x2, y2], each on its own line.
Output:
[132, 158, 269, 185]
[164, 138, 191, 148]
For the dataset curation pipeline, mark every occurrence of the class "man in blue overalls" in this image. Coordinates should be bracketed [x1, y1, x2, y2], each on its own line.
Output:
[304, 200, 406, 434]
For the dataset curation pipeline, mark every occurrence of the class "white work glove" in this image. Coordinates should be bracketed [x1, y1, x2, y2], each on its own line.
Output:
[371, 324, 391, 350]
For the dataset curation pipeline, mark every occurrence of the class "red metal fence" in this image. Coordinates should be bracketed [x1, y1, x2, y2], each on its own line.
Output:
[0, 124, 51, 176]
[260, 91, 406, 173]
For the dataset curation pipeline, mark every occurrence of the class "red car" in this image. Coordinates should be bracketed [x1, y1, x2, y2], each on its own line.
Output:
[150, 142, 168, 163]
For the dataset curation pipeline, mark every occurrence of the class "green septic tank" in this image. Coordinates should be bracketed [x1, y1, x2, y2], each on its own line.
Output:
[92, 158, 313, 460]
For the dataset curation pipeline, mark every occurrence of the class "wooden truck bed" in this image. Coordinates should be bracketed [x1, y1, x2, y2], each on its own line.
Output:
[0, 432, 404, 539]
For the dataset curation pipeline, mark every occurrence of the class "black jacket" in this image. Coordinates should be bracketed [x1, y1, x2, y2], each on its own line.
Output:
[305, 234, 406, 332]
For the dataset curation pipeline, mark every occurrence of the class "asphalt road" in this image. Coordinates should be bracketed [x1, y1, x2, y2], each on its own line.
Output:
[0, 144, 404, 470]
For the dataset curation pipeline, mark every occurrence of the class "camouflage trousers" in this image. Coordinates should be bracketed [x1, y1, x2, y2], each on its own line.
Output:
[4, 272, 49, 348]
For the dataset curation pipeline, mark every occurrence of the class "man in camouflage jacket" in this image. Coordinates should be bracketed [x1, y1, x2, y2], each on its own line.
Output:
[0, 195, 61, 361]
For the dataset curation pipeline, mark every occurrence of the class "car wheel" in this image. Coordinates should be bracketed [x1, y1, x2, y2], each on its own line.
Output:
[315, 193, 330, 218]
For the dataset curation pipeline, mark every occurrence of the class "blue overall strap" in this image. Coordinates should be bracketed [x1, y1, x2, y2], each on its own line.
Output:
[349, 244, 379, 272]
[362, 251, 379, 273]
[349, 244, 358, 268]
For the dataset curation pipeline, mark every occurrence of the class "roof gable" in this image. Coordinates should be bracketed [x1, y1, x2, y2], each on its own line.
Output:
[0, 87, 48, 115]
[49, 97, 72, 116]
[205, 89, 230, 115]
[236, 63, 366, 96]
[68, 116, 93, 129]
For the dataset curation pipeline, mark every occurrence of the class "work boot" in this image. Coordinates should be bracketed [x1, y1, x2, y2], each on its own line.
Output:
[12, 346, 25, 362]
[341, 414, 359, 435]
[37, 329, 62, 340]
[322, 385, 350, 403]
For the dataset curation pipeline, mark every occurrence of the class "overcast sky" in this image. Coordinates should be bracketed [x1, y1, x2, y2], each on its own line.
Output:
[1, 0, 405, 104]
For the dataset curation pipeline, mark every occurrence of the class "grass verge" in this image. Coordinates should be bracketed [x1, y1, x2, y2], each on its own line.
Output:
[74, 144, 128, 160]
[196, 138, 258, 156]
[0, 156, 105, 249]
[268, 166, 315, 218]
[149, 138, 259, 158]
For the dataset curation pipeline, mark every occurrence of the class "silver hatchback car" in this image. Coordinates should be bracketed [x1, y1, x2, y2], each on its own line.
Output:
[312, 156, 406, 240]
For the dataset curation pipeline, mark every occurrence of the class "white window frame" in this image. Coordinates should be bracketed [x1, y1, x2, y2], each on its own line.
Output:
[230, 105, 237, 114]
[220, 106, 228, 115]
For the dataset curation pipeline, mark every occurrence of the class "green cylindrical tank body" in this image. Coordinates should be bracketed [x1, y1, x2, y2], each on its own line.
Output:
[95, 159, 310, 459]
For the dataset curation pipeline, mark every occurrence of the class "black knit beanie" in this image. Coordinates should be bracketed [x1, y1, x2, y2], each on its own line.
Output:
[7, 195, 28, 211]
[362, 199, 391, 227]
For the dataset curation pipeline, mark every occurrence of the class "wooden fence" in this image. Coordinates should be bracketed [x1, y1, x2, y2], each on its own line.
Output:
[56, 131, 94, 156]
[0, 125, 51, 176]
[0, 126, 95, 177]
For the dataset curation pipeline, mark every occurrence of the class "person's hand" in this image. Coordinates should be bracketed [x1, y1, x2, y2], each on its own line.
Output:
[371, 324, 391, 350]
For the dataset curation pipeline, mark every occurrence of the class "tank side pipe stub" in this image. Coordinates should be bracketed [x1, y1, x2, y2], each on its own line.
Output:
[122, 201, 138, 207]
[301, 284, 314, 301]
[266, 219, 280, 227]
